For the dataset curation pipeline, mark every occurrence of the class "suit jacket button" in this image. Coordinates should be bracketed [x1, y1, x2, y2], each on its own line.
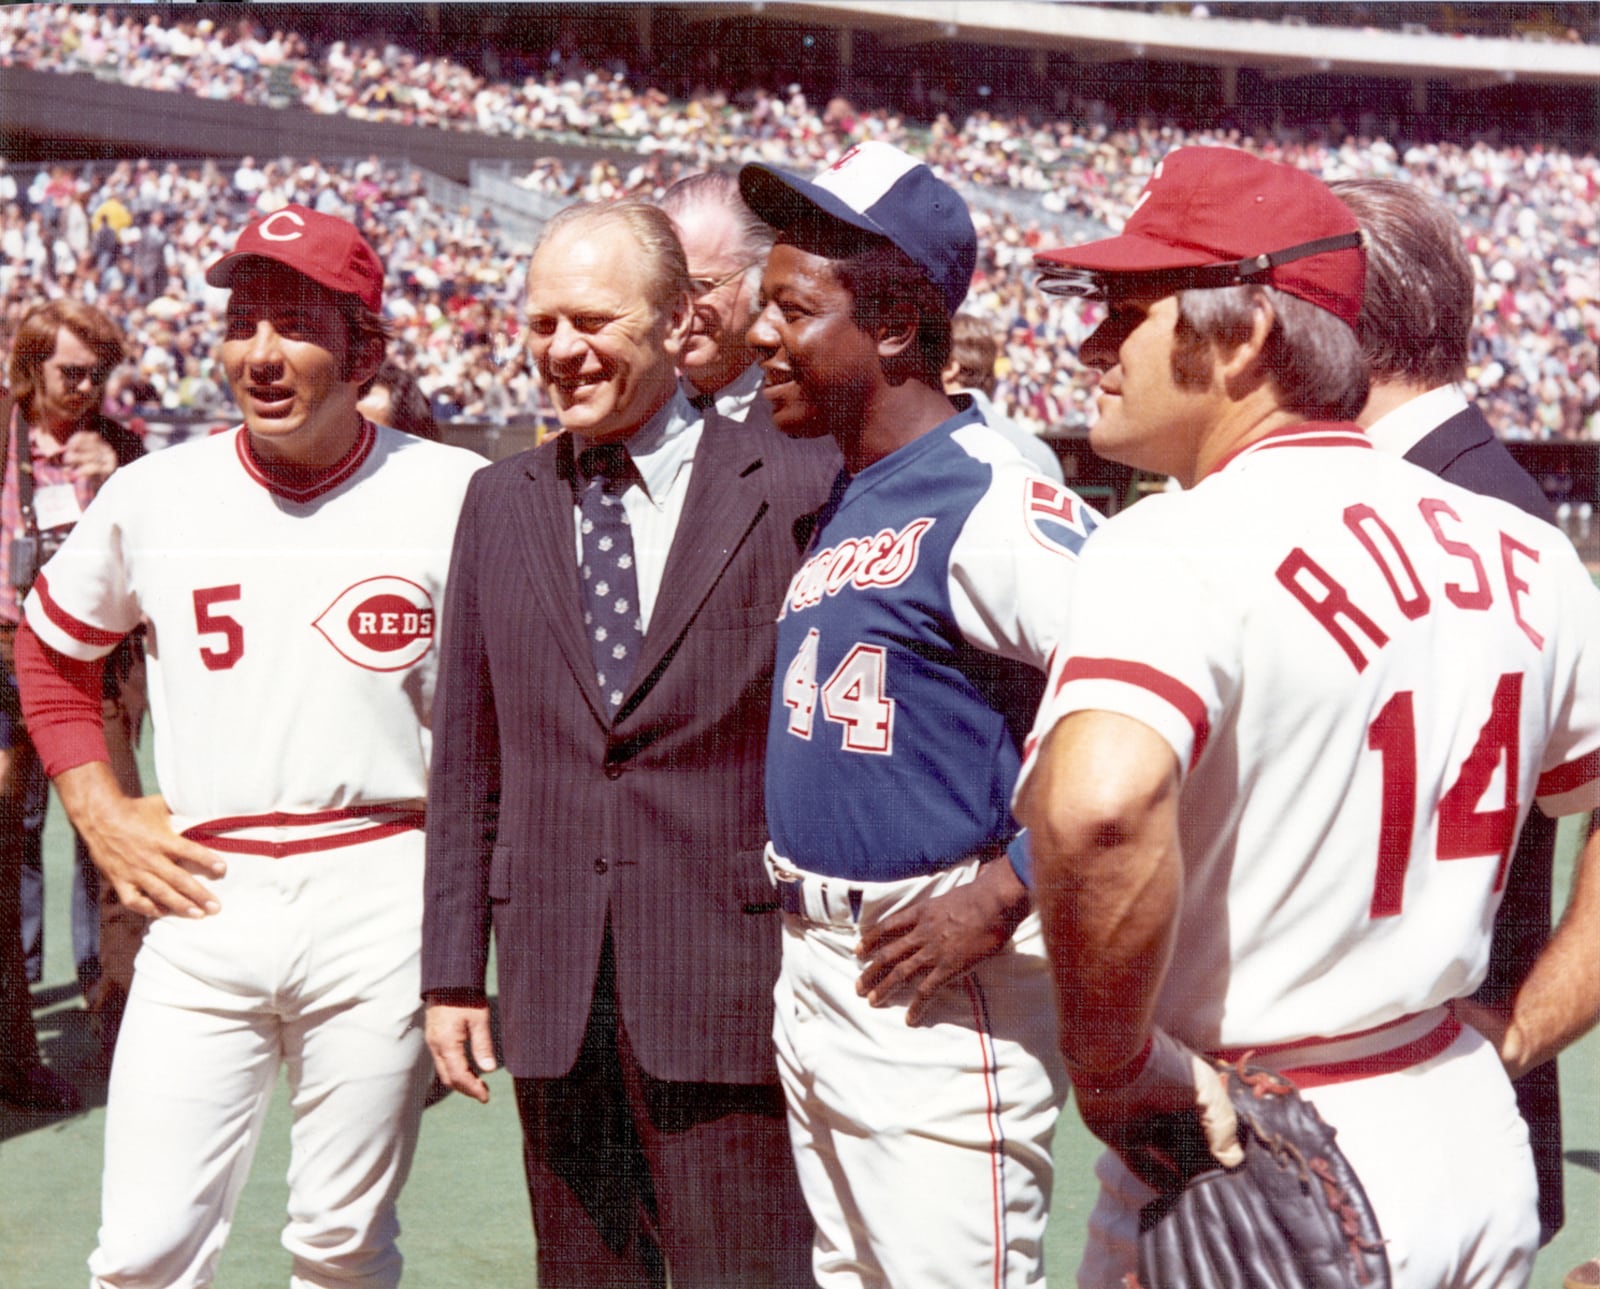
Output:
[594, 857, 609, 874]
[604, 763, 623, 780]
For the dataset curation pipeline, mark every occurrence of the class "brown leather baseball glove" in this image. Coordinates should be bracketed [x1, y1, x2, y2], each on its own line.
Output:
[1131, 1058, 1391, 1289]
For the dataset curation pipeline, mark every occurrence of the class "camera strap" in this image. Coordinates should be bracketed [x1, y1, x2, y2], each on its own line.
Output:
[1, 393, 40, 543]
[0, 390, 8, 499]
[10, 399, 40, 544]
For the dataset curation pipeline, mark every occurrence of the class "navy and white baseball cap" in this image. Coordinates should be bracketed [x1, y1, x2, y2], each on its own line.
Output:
[740, 141, 976, 317]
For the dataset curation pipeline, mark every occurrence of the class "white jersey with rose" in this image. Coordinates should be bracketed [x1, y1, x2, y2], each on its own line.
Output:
[23, 422, 485, 833]
[1017, 423, 1600, 1051]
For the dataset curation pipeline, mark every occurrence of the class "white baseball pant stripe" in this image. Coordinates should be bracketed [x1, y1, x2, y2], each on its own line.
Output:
[1076, 1024, 1538, 1289]
[89, 830, 431, 1289]
[766, 850, 1068, 1288]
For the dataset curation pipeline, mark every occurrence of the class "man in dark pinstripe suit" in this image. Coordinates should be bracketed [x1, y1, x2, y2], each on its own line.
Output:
[1335, 176, 1568, 1250]
[421, 199, 834, 1287]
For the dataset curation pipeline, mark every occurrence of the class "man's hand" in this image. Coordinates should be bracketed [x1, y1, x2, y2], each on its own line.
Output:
[1451, 820, 1600, 1083]
[62, 430, 118, 486]
[425, 1002, 498, 1104]
[1451, 996, 1518, 1070]
[856, 855, 1030, 1026]
[1072, 1028, 1243, 1193]
[54, 761, 225, 919]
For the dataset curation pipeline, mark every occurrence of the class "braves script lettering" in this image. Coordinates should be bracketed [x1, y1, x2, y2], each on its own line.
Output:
[782, 518, 936, 617]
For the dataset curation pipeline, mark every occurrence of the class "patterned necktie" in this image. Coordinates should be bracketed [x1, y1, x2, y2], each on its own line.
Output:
[577, 442, 643, 716]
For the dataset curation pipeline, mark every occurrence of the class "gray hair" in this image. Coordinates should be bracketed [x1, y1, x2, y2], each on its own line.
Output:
[1174, 285, 1369, 421]
[659, 170, 774, 283]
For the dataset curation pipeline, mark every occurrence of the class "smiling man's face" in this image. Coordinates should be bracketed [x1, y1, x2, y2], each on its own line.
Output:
[524, 219, 689, 445]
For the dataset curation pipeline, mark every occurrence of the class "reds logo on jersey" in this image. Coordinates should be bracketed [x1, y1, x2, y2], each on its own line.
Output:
[313, 576, 436, 672]
[1024, 478, 1095, 556]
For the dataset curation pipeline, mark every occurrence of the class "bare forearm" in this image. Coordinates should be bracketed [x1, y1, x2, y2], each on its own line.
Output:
[1018, 711, 1183, 1080]
[1499, 822, 1600, 1078]
[972, 845, 1033, 927]
[1034, 806, 1180, 1079]
[53, 759, 127, 835]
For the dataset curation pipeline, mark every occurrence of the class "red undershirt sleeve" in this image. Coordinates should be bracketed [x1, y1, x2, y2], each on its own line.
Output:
[14, 619, 112, 778]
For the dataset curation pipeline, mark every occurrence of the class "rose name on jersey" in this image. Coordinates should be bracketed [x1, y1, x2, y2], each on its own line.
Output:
[780, 517, 935, 618]
[1275, 496, 1546, 673]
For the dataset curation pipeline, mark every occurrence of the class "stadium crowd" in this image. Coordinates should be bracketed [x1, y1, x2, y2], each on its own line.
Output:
[0, 2, 1595, 443]
[0, 154, 539, 431]
[1, 12, 1599, 1288]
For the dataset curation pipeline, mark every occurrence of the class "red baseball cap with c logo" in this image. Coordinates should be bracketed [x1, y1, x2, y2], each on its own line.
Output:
[206, 205, 384, 312]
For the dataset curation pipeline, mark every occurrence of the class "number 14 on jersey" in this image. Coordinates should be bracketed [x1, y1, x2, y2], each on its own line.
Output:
[783, 628, 895, 755]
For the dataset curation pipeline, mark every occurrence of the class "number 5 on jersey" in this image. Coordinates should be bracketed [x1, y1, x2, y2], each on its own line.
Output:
[194, 584, 245, 671]
[783, 628, 895, 754]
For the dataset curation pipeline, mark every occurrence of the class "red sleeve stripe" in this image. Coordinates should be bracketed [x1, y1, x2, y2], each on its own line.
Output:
[1538, 749, 1600, 798]
[32, 574, 126, 649]
[1058, 656, 1210, 769]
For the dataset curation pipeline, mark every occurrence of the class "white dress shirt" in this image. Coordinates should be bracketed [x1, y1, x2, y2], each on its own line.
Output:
[572, 389, 701, 633]
[1364, 383, 1469, 458]
[682, 362, 776, 433]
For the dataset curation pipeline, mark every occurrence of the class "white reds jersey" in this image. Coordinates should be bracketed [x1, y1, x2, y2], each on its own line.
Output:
[1017, 423, 1600, 1051]
[24, 422, 484, 830]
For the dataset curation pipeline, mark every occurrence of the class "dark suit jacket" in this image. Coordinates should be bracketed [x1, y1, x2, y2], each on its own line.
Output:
[1404, 400, 1564, 1242]
[1405, 404, 1555, 524]
[422, 411, 836, 1084]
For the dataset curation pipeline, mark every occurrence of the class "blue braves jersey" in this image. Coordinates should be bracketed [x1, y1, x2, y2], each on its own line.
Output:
[765, 406, 1098, 881]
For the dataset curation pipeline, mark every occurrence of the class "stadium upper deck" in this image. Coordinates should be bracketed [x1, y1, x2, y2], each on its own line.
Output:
[0, 2, 1595, 454]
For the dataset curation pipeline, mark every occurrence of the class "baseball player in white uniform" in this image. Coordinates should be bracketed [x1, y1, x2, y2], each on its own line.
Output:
[1016, 147, 1600, 1288]
[741, 141, 1101, 1287]
[15, 206, 484, 1288]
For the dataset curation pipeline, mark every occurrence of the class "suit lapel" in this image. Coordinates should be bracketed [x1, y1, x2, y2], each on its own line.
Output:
[1404, 404, 1492, 477]
[621, 414, 768, 710]
[512, 437, 610, 723]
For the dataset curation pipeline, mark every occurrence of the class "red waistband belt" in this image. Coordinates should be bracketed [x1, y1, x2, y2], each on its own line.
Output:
[1212, 1013, 1463, 1089]
[180, 805, 425, 859]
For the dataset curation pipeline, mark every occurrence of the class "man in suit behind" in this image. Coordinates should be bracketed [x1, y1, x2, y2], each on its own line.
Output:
[422, 200, 832, 1287]
[1335, 176, 1568, 1246]
[660, 170, 779, 430]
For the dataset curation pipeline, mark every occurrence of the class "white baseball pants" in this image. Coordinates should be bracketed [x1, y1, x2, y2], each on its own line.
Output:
[767, 849, 1069, 1288]
[88, 830, 431, 1289]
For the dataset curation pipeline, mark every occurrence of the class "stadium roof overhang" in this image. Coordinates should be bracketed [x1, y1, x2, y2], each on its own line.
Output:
[682, 0, 1600, 89]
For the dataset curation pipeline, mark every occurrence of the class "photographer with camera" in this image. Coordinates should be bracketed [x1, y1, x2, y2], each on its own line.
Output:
[1, 299, 144, 1108]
